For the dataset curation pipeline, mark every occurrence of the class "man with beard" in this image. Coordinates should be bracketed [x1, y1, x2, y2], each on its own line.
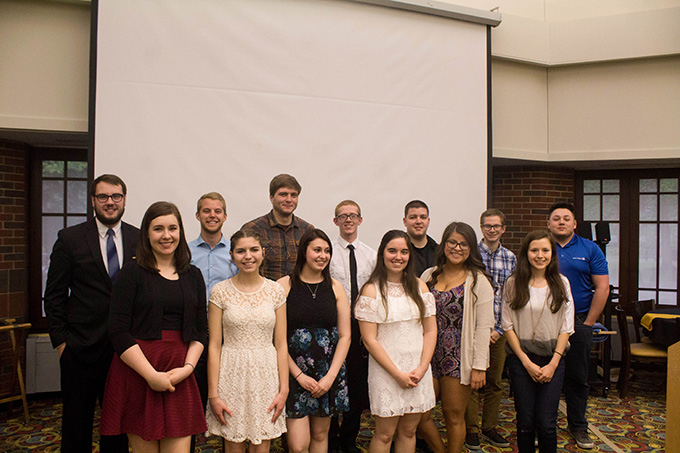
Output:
[45, 174, 138, 452]
[242, 174, 314, 280]
[188, 191, 238, 440]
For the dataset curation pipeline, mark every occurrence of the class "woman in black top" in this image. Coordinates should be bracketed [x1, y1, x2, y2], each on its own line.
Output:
[101, 201, 207, 452]
[277, 229, 351, 453]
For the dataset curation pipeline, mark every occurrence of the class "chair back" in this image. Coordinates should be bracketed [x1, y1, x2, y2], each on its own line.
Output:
[630, 299, 656, 343]
[614, 304, 632, 362]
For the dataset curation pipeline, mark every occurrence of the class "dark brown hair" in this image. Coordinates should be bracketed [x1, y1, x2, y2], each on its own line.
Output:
[291, 229, 332, 286]
[136, 201, 191, 273]
[359, 230, 426, 321]
[269, 174, 302, 197]
[90, 174, 127, 197]
[506, 230, 568, 313]
[426, 222, 492, 299]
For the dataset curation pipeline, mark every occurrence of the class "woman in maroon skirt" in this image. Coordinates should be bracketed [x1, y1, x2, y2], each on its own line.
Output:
[101, 201, 208, 452]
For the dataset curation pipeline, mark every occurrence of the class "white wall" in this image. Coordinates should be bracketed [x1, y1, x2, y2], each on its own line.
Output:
[0, 0, 90, 132]
[1, 0, 679, 165]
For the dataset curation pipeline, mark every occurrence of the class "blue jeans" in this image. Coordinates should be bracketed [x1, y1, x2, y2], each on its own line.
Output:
[507, 354, 565, 453]
[565, 312, 592, 432]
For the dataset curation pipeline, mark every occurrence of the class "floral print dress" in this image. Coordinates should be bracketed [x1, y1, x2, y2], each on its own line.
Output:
[286, 279, 349, 418]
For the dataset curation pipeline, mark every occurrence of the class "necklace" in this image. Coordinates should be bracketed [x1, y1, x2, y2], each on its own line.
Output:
[530, 287, 549, 343]
[304, 282, 320, 299]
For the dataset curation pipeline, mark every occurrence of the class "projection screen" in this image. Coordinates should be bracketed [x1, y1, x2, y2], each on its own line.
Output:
[94, 0, 496, 247]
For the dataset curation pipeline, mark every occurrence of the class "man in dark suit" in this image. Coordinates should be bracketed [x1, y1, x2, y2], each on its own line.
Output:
[44, 174, 139, 452]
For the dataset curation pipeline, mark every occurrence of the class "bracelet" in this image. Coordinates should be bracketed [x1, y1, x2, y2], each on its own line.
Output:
[208, 396, 219, 399]
[295, 370, 303, 379]
[554, 351, 564, 357]
[184, 362, 195, 369]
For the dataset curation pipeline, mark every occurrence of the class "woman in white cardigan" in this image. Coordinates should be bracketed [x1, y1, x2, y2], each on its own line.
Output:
[417, 222, 495, 453]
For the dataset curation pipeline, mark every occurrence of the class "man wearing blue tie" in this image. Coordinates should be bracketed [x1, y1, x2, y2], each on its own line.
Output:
[45, 174, 138, 452]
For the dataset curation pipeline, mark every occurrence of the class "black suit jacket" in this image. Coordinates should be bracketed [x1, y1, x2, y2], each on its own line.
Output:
[44, 218, 139, 363]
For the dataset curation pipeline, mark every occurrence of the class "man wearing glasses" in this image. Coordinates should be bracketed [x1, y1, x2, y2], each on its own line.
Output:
[464, 209, 516, 450]
[45, 174, 138, 452]
[328, 200, 376, 453]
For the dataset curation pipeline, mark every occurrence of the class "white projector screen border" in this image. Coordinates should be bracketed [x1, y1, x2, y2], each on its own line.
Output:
[92, 0, 493, 250]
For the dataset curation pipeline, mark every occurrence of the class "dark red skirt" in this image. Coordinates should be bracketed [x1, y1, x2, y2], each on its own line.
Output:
[101, 330, 207, 440]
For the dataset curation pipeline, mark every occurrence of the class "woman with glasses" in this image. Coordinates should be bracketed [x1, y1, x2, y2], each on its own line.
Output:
[502, 230, 573, 452]
[419, 222, 495, 453]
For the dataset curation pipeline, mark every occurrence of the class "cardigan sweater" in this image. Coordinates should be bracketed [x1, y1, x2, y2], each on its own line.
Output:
[109, 262, 208, 356]
[421, 267, 495, 385]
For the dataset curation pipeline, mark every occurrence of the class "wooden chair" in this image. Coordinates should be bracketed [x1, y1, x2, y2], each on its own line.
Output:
[614, 304, 667, 398]
[0, 319, 31, 422]
[628, 299, 656, 343]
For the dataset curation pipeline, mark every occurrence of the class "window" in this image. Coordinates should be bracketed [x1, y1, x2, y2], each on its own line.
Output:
[30, 149, 89, 328]
[582, 179, 620, 288]
[577, 170, 679, 307]
[638, 177, 678, 305]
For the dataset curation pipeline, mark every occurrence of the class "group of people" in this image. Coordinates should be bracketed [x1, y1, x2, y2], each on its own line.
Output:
[44, 173, 609, 453]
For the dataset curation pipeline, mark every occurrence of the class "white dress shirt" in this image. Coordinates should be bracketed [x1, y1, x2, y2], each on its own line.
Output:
[330, 236, 377, 300]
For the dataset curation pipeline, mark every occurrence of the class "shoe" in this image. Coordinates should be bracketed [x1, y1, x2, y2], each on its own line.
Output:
[482, 428, 510, 447]
[571, 430, 594, 449]
[464, 432, 481, 450]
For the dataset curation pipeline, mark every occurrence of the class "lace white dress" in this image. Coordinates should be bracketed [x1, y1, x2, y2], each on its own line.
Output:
[354, 282, 436, 417]
[205, 278, 287, 444]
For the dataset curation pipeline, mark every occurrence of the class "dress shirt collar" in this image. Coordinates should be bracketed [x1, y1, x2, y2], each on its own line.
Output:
[95, 217, 121, 238]
[478, 239, 503, 256]
[194, 233, 228, 250]
[336, 236, 357, 250]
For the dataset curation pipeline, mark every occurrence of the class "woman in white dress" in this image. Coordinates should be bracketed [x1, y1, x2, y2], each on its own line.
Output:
[354, 230, 437, 453]
[205, 230, 288, 451]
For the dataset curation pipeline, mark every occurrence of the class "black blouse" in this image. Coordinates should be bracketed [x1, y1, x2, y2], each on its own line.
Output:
[108, 262, 207, 355]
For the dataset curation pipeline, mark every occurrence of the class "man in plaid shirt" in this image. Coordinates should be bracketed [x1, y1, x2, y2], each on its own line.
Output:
[464, 208, 516, 450]
[241, 174, 314, 280]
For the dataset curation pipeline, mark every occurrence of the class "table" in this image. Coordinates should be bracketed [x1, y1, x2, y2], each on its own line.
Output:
[641, 308, 680, 348]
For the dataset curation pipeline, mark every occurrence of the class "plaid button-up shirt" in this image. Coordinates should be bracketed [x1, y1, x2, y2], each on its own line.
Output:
[241, 210, 314, 281]
[479, 240, 516, 334]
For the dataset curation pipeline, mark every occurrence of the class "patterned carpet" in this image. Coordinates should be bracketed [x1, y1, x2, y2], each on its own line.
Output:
[0, 367, 666, 452]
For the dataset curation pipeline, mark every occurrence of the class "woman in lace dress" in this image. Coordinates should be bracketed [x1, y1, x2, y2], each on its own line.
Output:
[278, 229, 351, 453]
[205, 230, 288, 451]
[418, 222, 495, 453]
[354, 229, 437, 453]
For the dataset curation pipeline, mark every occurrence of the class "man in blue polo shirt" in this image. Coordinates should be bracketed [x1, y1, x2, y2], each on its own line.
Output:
[188, 191, 238, 449]
[548, 202, 609, 450]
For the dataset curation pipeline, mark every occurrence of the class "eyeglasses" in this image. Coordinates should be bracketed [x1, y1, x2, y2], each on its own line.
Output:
[336, 214, 360, 221]
[94, 193, 124, 203]
[446, 239, 470, 251]
[481, 224, 504, 231]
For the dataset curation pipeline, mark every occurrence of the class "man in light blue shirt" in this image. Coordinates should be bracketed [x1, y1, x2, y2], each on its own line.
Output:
[189, 192, 238, 299]
[188, 191, 237, 450]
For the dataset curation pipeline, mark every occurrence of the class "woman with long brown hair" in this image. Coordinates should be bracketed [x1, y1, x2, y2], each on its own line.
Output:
[418, 222, 495, 453]
[101, 201, 207, 452]
[502, 230, 574, 452]
[355, 229, 437, 452]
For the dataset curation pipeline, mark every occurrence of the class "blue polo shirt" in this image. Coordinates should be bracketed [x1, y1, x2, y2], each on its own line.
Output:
[189, 234, 238, 302]
[556, 234, 608, 314]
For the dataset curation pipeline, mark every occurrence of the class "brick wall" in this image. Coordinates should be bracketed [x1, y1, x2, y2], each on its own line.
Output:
[491, 166, 575, 254]
[0, 141, 30, 397]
